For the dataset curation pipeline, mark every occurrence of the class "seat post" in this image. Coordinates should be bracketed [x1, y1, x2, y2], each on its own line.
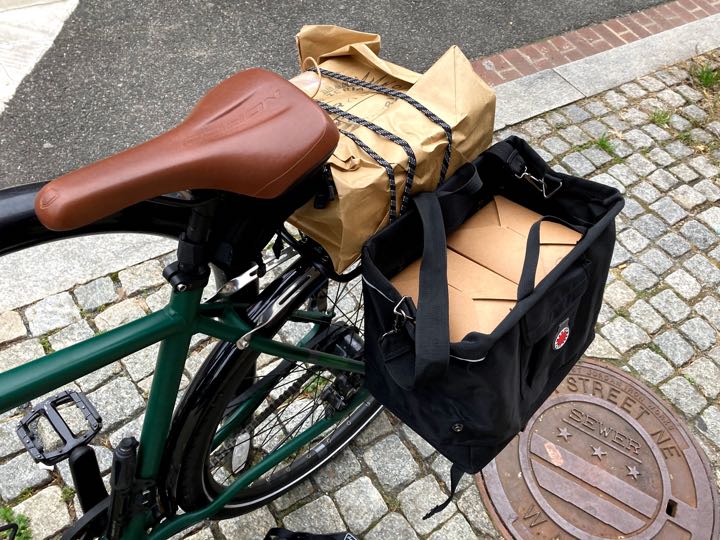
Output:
[162, 198, 217, 292]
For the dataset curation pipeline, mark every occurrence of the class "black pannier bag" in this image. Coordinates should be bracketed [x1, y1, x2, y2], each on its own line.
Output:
[361, 136, 624, 516]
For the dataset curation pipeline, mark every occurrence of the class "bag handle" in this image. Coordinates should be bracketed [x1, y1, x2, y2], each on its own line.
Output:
[485, 138, 563, 199]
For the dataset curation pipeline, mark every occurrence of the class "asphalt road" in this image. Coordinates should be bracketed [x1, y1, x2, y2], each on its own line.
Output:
[0, 0, 666, 188]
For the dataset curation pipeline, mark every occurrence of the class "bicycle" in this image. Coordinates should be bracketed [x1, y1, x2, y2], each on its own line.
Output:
[0, 68, 381, 539]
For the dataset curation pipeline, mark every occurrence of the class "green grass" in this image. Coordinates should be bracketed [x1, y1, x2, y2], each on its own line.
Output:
[692, 64, 720, 88]
[595, 133, 614, 153]
[60, 486, 76, 503]
[677, 130, 693, 144]
[650, 109, 671, 126]
[0, 507, 31, 540]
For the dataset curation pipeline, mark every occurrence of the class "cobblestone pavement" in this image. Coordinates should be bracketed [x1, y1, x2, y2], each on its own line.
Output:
[1, 51, 720, 539]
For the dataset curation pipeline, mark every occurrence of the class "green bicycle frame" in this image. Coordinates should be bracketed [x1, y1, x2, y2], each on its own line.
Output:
[0, 285, 365, 539]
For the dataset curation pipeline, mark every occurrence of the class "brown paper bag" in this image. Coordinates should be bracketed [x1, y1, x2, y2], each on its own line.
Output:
[287, 25, 496, 271]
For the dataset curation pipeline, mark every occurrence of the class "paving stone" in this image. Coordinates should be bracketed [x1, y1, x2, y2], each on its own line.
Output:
[218, 507, 277, 540]
[607, 164, 638, 186]
[121, 343, 161, 381]
[711, 246, 720, 263]
[13, 485, 71, 539]
[89, 377, 145, 430]
[94, 299, 146, 332]
[628, 299, 664, 334]
[675, 84, 703, 102]
[630, 182, 661, 204]
[520, 118, 552, 138]
[688, 156, 720, 178]
[639, 248, 673, 276]
[684, 254, 720, 286]
[671, 184, 707, 210]
[620, 198, 644, 218]
[271, 480, 315, 512]
[562, 103, 592, 122]
[665, 140, 693, 160]
[118, 260, 165, 296]
[0, 311, 26, 345]
[618, 82, 646, 98]
[669, 114, 692, 132]
[559, 126, 590, 146]
[617, 229, 650, 253]
[365, 513, 419, 540]
[637, 75, 665, 92]
[643, 125, 673, 143]
[580, 119, 608, 139]
[624, 129, 654, 150]
[590, 173, 625, 193]
[621, 108, 649, 127]
[707, 120, 720, 138]
[398, 475, 456, 536]
[690, 127, 713, 144]
[541, 136, 570, 156]
[581, 147, 612, 167]
[585, 334, 621, 360]
[683, 358, 720, 399]
[0, 338, 45, 372]
[681, 104, 707, 123]
[647, 171, 679, 193]
[561, 152, 595, 176]
[660, 376, 706, 417]
[647, 149, 674, 169]
[0, 416, 24, 459]
[145, 284, 172, 312]
[363, 434, 419, 490]
[545, 111, 569, 127]
[599, 318, 650, 353]
[699, 206, 720, 235]
[680, 317, 717, 351]
[656, 88, 685, 107]
[553, 164, 569, 175]
[597, 303, 615, 325]
[610, 244, 631, 267]
[632, 214, 667, 240]
[603, 90, 628, 109]
[534, 147, 553, 163]
[625, 153, 657, 177]
[25, 292, 81, 336]
[584, 100, 610, 116]
[698, 406, 720, 448]
[679, 220, 716, 250]
[48, 320, 94, 351]
[655, 329, 695, 366]
[312, 447, 362, 492]
[603, 280, 636, 309]
[56, 445, 113, 488]
[650, 290, 691, 323]
[628, 349, 674, 385]
[657, 232, 691, 257]
[334, 476, 388, 534]
[695, 296, 720, 331]
[638, 97, 665, 113]
[430, 454, 473, 492]
[351, 410, 393, 446]
[665, 269, 702, 300]
[457, 487, 498, 537]
[283, 495, 346, 535]
[669, 163, 699, 182]
[649, 197, 687, 225]
[73, 277, 118, 310]
[695, 179, 720, 202]
[401, 425, 436, 459]
[428, 513, 475, 540]
[621, 263, 659, 290]
[602, 114, 629, 132]
[0, 452, 51, 500]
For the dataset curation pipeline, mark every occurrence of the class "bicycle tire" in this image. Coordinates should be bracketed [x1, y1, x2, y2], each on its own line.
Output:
[172, 266, 381, 517]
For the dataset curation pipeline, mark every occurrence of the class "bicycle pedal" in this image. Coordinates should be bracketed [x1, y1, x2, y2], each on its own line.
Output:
[16, 389, 102, 465]
[0, 522, 18, 540]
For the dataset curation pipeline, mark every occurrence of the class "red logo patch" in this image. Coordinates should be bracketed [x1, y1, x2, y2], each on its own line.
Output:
[554, 326, 570, 350]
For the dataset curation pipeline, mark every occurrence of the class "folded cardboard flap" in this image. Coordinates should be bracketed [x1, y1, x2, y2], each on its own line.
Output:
[391, 196, 582, 340]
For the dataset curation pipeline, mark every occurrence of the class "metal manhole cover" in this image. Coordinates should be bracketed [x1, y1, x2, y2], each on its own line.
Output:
[477, 360, 719, 539]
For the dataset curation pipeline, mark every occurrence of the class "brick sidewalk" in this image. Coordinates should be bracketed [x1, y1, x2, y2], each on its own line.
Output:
[1, 50, 720, 540]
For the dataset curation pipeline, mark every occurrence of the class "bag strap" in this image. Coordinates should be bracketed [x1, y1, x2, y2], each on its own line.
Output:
[423, 464, 465, 520]
[413, 192, 451, 385]
[316, 101, 417, 217]
[264, 528, 358, 540]
[485, 139, 563, 199]
[517, 217, 588, 300]
[315, 67, 453, 185]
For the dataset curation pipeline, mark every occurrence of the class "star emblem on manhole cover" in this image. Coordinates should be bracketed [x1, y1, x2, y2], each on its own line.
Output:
[591, 445, 607, 460]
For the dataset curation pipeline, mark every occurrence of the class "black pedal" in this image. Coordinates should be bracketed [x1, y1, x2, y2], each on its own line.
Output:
[0, 523, 18, 540]
[16, 389, 102, 465]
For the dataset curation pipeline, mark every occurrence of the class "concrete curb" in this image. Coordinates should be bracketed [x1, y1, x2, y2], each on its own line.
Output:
[494, 13, 720, 130]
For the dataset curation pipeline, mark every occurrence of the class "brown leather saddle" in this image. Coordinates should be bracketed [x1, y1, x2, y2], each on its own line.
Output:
[34, 68, 339, 231]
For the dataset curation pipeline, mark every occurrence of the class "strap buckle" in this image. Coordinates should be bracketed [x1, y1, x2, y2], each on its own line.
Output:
[516, 166, 562, 199]
[380, 297, 415, 342]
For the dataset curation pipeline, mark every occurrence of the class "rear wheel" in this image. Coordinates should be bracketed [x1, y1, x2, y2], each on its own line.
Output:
[174, 264, 381, 516]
